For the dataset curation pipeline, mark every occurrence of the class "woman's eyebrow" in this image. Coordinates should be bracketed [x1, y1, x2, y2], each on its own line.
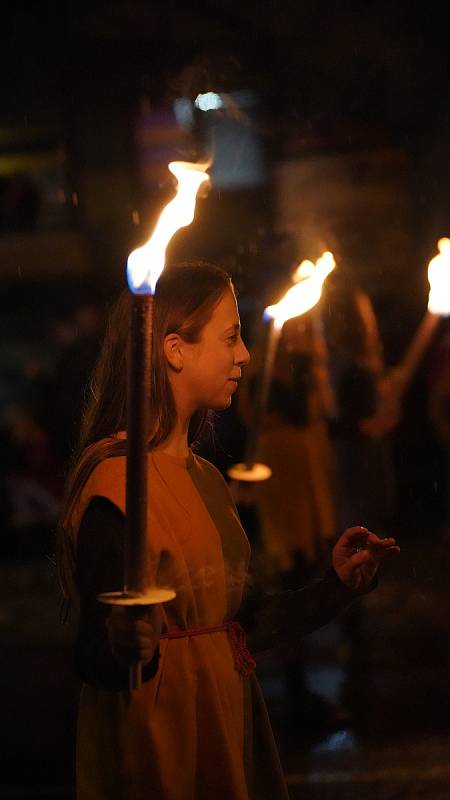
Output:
[224, 323, 241, 334]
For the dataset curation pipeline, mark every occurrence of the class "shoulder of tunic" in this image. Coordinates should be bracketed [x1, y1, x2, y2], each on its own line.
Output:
[191, 452, 224, 476]
[191, 453, 235, 496]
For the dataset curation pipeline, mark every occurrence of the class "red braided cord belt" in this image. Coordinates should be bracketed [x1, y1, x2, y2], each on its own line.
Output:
[160, 621, 256, 677]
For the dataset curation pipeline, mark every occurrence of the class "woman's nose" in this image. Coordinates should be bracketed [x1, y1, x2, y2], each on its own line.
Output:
[237, 340, 250, 366]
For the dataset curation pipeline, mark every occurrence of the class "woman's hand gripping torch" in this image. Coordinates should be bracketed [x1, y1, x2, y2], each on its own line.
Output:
[98, 161, 210, 689]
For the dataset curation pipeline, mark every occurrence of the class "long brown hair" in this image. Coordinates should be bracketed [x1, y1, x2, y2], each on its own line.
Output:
[57, 261, 233, 600]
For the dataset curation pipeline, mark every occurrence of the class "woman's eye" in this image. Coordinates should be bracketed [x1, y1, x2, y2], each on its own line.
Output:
[227, 334, 238, 343]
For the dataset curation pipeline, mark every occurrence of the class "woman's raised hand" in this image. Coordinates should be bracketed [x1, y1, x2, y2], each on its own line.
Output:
[332, 526, 400, 592]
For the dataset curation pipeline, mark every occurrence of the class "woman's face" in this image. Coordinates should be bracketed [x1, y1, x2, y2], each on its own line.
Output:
[179, 288, 250, 413]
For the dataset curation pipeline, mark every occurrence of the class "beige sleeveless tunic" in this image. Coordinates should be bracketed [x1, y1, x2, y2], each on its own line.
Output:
[72, 448, 289, 800]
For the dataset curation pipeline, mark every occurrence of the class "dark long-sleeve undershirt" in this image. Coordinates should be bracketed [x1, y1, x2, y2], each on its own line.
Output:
[75, 497, 159, 690]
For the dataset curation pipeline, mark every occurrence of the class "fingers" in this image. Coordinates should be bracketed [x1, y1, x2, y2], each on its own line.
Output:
[365, 534, 400, 556]
[350, 543, 400, 568]
[365, 533, 397, 548]
[107, 606, 161, 666]
[343, 526, 369, 539]
[342, 527, 400, 553]
[340, 526, 370, 549]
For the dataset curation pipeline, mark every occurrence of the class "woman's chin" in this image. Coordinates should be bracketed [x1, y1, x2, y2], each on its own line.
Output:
[210, 396, 232, 411]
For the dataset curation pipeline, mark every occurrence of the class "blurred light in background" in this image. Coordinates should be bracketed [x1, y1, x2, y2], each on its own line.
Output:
[194, 92, 224, 112]
[197, 89, 266, 190]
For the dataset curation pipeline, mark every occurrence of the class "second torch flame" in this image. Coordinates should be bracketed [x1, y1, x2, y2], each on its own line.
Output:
[127, 161, 210, 294]
[265, 251, 336, 329]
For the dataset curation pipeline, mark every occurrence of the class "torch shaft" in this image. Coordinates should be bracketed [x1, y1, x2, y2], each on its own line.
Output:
[396, 310, 441, 396]
[125, 294, 152, 594]
[244, 318, 280, 470]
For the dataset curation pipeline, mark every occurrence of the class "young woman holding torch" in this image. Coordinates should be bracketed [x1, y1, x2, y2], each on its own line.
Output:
[58, 261, 399, 800]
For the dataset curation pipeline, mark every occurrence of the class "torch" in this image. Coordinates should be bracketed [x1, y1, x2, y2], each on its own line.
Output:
[228, 251, 335, 483]
[99, 161, 210, 689]
[389, 238, 450, 402]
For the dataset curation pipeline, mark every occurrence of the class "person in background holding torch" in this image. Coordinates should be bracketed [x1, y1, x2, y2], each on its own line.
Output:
[57, 261, 399, 800]
[234, 249, 343, 745]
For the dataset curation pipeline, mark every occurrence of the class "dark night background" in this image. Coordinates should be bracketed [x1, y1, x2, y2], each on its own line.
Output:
[1, 2, 450, 798]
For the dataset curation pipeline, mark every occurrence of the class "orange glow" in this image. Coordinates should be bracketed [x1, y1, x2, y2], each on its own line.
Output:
[127, 161, 210, 294]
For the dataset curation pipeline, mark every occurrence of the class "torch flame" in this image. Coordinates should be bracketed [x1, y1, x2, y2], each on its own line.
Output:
[427, 238, 450, 316]
[265, 251, 335, 329]
[127, 161, 210, 294]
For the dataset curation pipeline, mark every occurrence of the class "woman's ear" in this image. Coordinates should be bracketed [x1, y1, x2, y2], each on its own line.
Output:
[163, 333, 184, 372]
